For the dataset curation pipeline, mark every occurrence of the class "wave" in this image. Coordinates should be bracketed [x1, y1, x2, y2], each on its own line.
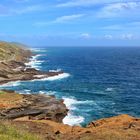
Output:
[46, 73, 70, 81]
[63, 97, 95, 109]
[32, 73, 70, 82]
[39, 91, 56, 95]
[49, 69, 62, 72]
[25, 55, 43, 70]
[105, 88, 114, 92]
[62, 97, 95, 126]
[30, 48, 46, 53]
[19, 89, 31, 94]
[63, 112, 84, 126]
[0, 81, 21, 88]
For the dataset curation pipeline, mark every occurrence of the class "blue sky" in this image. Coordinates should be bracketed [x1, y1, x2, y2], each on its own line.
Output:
[0, 0, 140, 46]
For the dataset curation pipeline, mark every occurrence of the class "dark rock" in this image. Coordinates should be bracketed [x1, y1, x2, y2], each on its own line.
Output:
[55, 130, 61, 135]
[0, 93, 68, 123]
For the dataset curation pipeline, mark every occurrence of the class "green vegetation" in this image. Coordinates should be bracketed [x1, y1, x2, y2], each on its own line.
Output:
[0, 91, 6, 94]
[0, 122, 41, 140]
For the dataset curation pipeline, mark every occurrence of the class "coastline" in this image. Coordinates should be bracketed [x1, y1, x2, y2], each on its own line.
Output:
[1, 42, 140, 139]
[0, 90, 140, 140]
[0, 45, 68, 85]
[0, 43, 72, 126]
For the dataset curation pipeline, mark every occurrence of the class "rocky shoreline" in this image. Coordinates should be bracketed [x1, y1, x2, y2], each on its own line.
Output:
[0, 42, 65, 85]
[0, 42, 140, 140]
[0, 90, 140, 140]
[0, 90, 68, 123]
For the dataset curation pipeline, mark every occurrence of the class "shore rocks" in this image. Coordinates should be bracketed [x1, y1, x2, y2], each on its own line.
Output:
[0, 90, 68, 123]
[6, 114, 140, 140]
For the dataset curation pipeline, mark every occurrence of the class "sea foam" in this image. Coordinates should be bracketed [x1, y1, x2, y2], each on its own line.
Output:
[105, 88, 114, 92]
[63, 112, 84, 126]
[62, 97, 94, 126]
[25, 55, 43, 70]
[49, 69, 62, 72]
[31, 73, 70, 82]
[0, 81, 21, 88]
[45, 73, 70, 81]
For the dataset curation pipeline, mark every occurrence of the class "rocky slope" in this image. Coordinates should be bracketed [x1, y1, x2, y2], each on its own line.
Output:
[14, 115, 140, 140]
[0, 41, 140, 140]
[0, 41, 64, 84]
[0, 90, 140, 140]
[0, 90, 68, 122]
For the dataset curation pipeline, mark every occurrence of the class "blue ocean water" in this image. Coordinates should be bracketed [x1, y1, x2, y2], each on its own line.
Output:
[1, 47, 140, 126]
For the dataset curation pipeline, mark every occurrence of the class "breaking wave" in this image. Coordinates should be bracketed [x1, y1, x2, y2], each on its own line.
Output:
[62, 97, 94, 126]
[45, 73, 70, 81]
[0, 81, 21, 88]
[25, 55, 43, 70]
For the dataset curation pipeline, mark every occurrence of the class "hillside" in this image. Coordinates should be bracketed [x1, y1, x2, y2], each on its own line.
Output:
[0, 41, 63, 84]
[0, 41, 31, 62]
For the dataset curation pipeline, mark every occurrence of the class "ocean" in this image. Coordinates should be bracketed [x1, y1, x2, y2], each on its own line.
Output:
[1, 47, 140, 126]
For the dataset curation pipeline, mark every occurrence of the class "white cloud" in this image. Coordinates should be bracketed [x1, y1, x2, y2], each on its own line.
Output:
[80, 33, 92, 39]
[0, 4, 45, 16]
[54, 14, 85, 23]
[35, 14, 85, 26]
[56, 0, 132, 7]
[12, 5, 44, 14]
[104, 35, 113, 39]
[98, 2, 140, 18]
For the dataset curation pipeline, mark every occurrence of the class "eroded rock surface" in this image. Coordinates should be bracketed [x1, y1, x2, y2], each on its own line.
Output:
[0, 90, 68, 123]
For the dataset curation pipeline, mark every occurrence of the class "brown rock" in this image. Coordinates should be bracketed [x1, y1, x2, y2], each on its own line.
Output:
[0, 91, 68, 123]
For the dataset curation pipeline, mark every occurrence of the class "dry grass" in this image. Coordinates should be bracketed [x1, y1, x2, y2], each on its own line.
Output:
[0, 91, 23, 108]
[0, 122, 41, 140]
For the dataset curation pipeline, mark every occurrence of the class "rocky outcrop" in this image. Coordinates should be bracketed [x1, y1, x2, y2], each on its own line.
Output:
[6, 114, 140, 140]
[0, 41, 64, 85]
[0, 90, 140, 140]
[0, 90, 68, 123]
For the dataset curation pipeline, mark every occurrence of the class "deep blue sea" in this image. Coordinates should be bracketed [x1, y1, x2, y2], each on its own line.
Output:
[1, 47, 140, 126]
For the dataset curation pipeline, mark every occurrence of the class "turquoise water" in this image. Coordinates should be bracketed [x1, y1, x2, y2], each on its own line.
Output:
[1, 47, 140, 126]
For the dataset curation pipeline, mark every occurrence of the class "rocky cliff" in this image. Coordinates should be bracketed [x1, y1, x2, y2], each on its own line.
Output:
[0, 41, 64, 84]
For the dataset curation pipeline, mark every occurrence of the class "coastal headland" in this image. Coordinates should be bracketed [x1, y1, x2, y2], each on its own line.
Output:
[0, 41, 64, 85]
[0, 41, 140, 140]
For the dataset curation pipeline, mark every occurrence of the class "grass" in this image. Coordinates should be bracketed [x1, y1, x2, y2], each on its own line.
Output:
[0, 91, 6, 94]
[0, 41, 29, 61]
[0, 91, 42, 140]
[0, 122, 41, 140]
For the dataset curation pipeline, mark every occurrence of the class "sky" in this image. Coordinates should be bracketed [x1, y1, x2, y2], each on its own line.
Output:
[0, 0, 140, 47]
